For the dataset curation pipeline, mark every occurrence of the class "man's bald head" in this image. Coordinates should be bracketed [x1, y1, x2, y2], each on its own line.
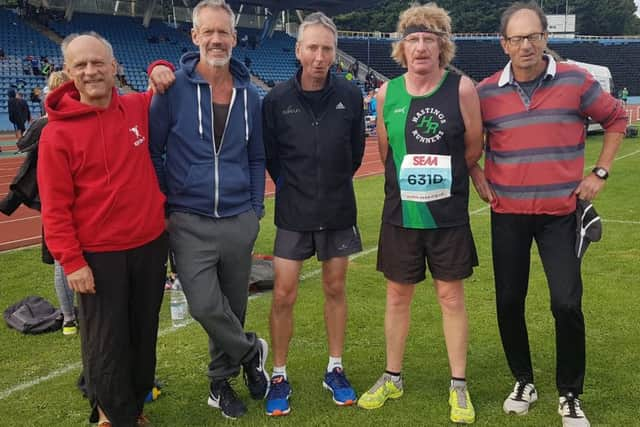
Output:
[61, 32, 114, 63]
[62, 32, 117, 108]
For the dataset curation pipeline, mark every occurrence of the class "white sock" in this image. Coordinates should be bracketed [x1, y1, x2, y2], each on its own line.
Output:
[272, 365, 287, 380]
[327, 356, 343, 372]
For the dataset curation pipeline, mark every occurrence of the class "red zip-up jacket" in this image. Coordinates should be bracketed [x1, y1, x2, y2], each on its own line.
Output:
[37, 81, 166, 275]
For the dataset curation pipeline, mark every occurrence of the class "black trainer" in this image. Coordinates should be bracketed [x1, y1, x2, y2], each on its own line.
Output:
[243, 337, 269, 399]
[207, 379, 247, 419]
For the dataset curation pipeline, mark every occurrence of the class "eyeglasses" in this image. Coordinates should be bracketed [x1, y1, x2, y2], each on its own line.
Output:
[505, 32, 545, 46]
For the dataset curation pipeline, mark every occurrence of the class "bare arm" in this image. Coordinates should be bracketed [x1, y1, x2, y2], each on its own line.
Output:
[574, 131, 624, 201]
[376, 83, 389, 164]
[459, 75, 483, 169]
[460, 76, 495, 203]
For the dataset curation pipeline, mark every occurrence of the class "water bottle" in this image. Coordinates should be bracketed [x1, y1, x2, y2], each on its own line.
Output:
[170, 278, 190, 328]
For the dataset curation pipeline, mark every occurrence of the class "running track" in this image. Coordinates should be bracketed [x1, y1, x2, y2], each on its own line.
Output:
[4, 103, 639, 252]
[0, 137, 383, 252]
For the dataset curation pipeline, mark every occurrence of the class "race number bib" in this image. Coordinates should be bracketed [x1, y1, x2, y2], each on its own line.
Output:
[399, 154, 452, 202]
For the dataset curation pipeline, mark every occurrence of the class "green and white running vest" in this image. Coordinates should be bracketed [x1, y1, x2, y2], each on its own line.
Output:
[381, 71, 470, 229]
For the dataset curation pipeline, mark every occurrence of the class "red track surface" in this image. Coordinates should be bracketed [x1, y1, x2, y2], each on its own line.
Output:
[0, 137, 383, 252]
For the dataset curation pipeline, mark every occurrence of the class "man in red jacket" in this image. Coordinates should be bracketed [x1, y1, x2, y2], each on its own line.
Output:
[37, 32, 170, 427]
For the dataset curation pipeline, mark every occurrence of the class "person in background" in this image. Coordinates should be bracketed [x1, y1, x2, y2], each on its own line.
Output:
[18, 71, 78, 335]
[30, 55, 40, 75]
[621, 87, 629, 106]
[30, 86, 43, 116]
[8, 88, 30, 138]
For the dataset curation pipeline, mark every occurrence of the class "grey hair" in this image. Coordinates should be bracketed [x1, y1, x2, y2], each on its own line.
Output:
[500, 1, 548, 36]
[192, 0, 235, 32]
[297, 11, 338, 47]
[61, 31, 114, 60]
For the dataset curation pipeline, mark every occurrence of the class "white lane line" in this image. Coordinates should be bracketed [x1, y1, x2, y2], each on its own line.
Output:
[0, 236, 41, 246]
[603, 219, 640, 225]
[0, 216, 39, 224]
[583, 149, 639, 171]
[0, 362, 83, 400]
[0, 317, 200, 401]
[613, 149, 640, 162]
[0, 247, 379, 401]
[0, 149, 637, 400]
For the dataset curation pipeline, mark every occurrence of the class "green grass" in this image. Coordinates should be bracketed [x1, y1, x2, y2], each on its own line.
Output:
[0, 133, 638, 426]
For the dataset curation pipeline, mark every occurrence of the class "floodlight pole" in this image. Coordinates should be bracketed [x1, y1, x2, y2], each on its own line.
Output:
[367, 38, 370, 67]
[564, 0, 569, 34]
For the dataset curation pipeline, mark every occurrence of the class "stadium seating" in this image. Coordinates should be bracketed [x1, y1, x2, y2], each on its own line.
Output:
[549, 40, 640, 96]
[3, 7, 639, 130]
[0, 8, 60, 115]
[339, 35, 640, 96]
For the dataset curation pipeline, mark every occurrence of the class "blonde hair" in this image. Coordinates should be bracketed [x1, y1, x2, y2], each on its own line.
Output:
[47, 71, 69, 92]
[391, 3, 456, 69]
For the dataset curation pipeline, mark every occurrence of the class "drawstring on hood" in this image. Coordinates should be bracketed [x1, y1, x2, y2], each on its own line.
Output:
[179, 52, 252, 147]
[197, 84, 203, 139]
[244, 88, 249, 144]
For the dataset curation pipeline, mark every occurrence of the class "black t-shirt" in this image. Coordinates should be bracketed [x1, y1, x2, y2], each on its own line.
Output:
[213, 103, 229, 151]
[517, 70, 546, 100]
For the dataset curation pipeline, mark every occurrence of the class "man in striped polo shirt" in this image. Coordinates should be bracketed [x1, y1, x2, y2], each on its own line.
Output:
[474, 3, 627, 427]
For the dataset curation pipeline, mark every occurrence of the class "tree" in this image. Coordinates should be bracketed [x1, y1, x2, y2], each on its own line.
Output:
[331, 0, 640, 35]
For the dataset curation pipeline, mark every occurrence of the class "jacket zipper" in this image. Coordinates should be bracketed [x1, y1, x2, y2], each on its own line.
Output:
[302, 100, 327, 231]
[210, 85, 237, 218]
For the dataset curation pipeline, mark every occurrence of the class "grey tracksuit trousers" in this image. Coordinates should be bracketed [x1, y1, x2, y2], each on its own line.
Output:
[169, 210, 260, 380]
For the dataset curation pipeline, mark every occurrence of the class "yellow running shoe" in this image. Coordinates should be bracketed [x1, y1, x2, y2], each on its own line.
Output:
[62, 320, 78, 336]
[449, 387, 476, 424]
[357, 373, 403, 410]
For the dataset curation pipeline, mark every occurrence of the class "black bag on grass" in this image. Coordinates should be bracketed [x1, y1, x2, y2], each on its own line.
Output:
[3, 296, 62, 334]
[249, 257, 274, 291]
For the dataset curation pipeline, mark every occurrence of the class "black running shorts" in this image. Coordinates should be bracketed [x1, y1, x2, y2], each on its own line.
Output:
[376, 222, 478, 284]
[274, 226, 363, 262]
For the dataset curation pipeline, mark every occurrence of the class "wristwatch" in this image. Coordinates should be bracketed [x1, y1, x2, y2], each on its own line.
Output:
[592, 166, 609, 180]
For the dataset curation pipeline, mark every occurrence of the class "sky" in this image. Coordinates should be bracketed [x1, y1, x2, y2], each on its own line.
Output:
[637, 0, 640, 17]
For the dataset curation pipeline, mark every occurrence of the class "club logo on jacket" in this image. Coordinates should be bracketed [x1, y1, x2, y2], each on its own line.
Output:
[129, 125, 145, 147]
[282, 105, 301, 116]
[410, 107, 447, 144]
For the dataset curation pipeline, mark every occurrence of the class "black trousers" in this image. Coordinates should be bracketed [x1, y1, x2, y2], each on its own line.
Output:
[79, 233, 168, 426]
[491, 212, 585, 396]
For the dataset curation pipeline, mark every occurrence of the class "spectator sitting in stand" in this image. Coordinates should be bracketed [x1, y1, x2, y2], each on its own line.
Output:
[41, 58, 52, 76]
[31, 56, 40, 75]
[23, 56, 32, 75]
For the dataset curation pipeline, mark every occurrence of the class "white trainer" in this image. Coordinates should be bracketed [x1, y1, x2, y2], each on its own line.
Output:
[503, 381, 538, 415]
[558, 393, 590, 427]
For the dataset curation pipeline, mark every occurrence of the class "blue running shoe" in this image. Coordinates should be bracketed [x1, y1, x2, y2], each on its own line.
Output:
[266, 375, 292, 416]
[323, 367, 357, 406]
